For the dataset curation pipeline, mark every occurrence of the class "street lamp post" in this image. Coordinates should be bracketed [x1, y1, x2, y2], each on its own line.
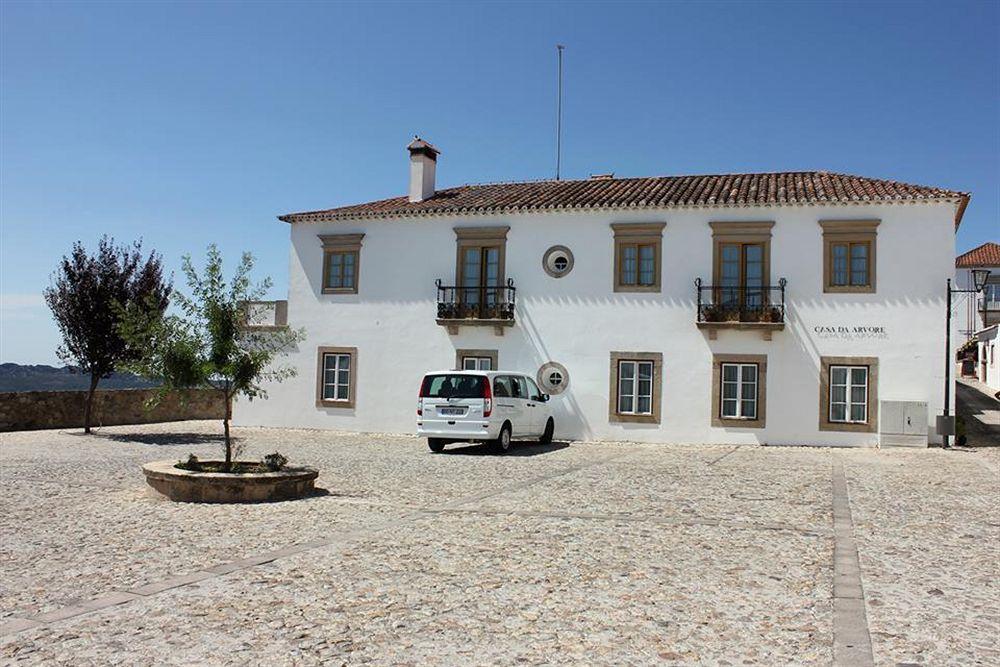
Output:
[943, 268, 991, 448]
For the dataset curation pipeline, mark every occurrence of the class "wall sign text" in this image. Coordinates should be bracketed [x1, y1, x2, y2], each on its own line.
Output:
[813, 325, 887, 340]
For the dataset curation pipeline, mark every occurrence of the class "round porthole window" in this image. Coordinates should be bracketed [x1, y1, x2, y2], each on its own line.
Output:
[537, 361, 569, 395]
[542, 245, 574, 278]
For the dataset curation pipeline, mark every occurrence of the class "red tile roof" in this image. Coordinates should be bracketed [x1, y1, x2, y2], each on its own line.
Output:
[279, 171, 969, 225]
[956, 242, 1000, 268]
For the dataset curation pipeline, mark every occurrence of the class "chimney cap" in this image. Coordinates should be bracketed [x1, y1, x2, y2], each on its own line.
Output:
[407, 136, 440, 161]
[589, 172, 615, 180]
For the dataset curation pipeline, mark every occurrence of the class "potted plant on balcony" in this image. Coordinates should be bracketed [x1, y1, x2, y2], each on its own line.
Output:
[759, 305, 783, 324]
[701, 303, 727, 322]
[122, 245, 313, 503]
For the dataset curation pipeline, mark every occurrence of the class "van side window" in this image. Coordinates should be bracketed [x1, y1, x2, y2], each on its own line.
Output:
[524, 377, 543, 401]
[512, 376, 529, 399]
[493, 376, 512, 397]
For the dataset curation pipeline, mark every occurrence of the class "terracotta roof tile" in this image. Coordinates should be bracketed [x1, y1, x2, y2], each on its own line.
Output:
[280, 170, 969, 225]
[956, 242, 1000, 268]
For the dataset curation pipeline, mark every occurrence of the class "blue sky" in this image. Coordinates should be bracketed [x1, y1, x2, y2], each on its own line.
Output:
[2, 0, 998, 365]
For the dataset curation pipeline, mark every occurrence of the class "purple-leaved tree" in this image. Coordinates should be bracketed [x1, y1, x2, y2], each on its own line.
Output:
[44, 237, 171, 433]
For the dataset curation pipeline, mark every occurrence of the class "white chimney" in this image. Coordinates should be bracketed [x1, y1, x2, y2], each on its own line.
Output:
[407, 136, 440, 203]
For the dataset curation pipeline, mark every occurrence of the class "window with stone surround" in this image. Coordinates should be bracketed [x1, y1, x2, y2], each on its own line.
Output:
[711, 354, 767, 428]
[608, 351, 663, 424]
[611, 223, 666, 293]
[819, 220, 879, 293]
[818, 356, 878, 433]
[319, 234, 364, 295]
[316, 346, 357, 408]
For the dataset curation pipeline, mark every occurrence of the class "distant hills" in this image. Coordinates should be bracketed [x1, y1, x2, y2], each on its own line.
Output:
[0, 363, 160, 393]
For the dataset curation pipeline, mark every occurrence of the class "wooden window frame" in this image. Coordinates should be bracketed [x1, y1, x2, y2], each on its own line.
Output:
[709, 221, 774, 291]
[315, 346, 358, 409]
[611, 223, 666, 293]
[454, 226, 509, 287]
[608, 351, 663, 424]
[819, 220, 879, 294]
[711, 353, 767, 428]
[452, 226, 510, 316]
[818, 356, 878, 433]
[319, 234, 364, 295]
[455, 348, 498, 371]
[827, 365, 870, 425]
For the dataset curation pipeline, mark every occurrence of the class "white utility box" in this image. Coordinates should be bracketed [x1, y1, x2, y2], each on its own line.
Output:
[879, 401, 929, 448]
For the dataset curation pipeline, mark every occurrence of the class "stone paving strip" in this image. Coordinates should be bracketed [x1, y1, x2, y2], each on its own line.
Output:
[831, 459, 874, 666]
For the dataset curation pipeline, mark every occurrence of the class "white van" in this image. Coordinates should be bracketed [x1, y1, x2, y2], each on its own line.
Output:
[416, 370, 555, 453]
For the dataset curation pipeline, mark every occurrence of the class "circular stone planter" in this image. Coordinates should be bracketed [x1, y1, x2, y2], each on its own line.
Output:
[142, 460, 319, 503]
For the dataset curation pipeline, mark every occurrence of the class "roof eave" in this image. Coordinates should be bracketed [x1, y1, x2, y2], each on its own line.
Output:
[278, 196, 967, 225]
[953, 193, 970, 230]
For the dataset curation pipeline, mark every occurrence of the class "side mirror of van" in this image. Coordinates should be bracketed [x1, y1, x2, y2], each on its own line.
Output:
[540, 394, 550, 402]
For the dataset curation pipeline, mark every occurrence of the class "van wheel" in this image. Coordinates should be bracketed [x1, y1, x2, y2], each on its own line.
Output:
[539, 418, 554, 445]
[492, 424, 512, 454]
[428, 438, 446, 453]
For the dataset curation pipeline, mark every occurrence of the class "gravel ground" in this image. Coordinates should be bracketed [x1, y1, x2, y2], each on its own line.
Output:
[1, 421, 997, 665]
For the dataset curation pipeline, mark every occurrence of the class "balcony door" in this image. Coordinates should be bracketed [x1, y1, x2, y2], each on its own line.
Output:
[460, 245, 501, 311]
[719, 242, 764, 309]
[451, 226, 509, 320]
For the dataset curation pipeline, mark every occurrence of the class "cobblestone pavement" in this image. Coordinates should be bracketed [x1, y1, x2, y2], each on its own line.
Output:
[1, 421, 997, 665]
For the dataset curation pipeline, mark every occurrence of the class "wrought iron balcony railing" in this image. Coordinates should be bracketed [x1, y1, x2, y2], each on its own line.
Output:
[436, 279, 516, 321]
[978, 296, 1000, 312]
[695, 278, 787, 324]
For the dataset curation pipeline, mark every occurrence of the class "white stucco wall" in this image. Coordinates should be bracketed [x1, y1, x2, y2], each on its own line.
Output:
[235, 200, 959, 446]
[977, 329, 999, 391]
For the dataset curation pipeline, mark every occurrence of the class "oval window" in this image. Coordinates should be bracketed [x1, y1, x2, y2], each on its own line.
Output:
[537, 362, 569, 394]
[542, 246, 574, 278]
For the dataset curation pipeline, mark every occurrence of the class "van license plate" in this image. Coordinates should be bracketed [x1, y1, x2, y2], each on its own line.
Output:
[439, 407, 465, 416]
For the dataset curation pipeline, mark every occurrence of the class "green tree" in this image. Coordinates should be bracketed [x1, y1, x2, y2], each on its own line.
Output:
[122, 245, 303, 468]
[44, 237, 171, 433]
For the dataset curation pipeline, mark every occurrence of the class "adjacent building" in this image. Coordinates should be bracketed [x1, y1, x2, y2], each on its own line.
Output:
[956, 242, 1000, 390]
[235, 138, 971, 447]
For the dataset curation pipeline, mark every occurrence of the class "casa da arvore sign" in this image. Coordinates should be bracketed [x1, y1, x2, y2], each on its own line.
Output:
[813, 325, 887, 340]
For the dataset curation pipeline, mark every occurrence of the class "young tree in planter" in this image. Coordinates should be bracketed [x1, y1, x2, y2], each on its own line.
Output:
[122, 245, 303, 469]
[44, 237, 171, 433]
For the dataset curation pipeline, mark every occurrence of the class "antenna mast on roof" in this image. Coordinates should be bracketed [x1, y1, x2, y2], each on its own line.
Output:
[555, 44, 565, 181]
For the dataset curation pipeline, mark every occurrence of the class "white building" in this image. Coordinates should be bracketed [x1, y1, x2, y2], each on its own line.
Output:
[956, 242, 1000, 390]
[236, 138, 971, 447]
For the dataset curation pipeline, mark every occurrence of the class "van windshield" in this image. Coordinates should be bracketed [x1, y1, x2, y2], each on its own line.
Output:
[421, 374, 486, 399]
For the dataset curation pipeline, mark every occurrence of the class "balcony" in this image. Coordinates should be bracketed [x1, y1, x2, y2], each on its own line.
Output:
[695, 278, 787, 340]
[435, 279, 516, 335]
[978, 296, 1000, 328]
[241, 300, 288, 331]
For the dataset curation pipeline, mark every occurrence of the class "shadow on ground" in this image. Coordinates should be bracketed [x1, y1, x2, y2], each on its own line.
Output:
[98, 432, 232, 447]
[955, 380, 1000, 447]
[437, 441, 570, 457]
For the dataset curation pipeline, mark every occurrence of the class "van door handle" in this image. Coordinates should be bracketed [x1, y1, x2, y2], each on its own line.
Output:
[527, 403, 535, 407]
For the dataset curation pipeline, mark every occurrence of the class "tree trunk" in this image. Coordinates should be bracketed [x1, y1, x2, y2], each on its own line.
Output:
[223, 389, 232, 471]
[84, 373, 100, 434]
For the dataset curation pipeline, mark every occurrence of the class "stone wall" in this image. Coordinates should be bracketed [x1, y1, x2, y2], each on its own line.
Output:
[0, 388, 227, 432]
